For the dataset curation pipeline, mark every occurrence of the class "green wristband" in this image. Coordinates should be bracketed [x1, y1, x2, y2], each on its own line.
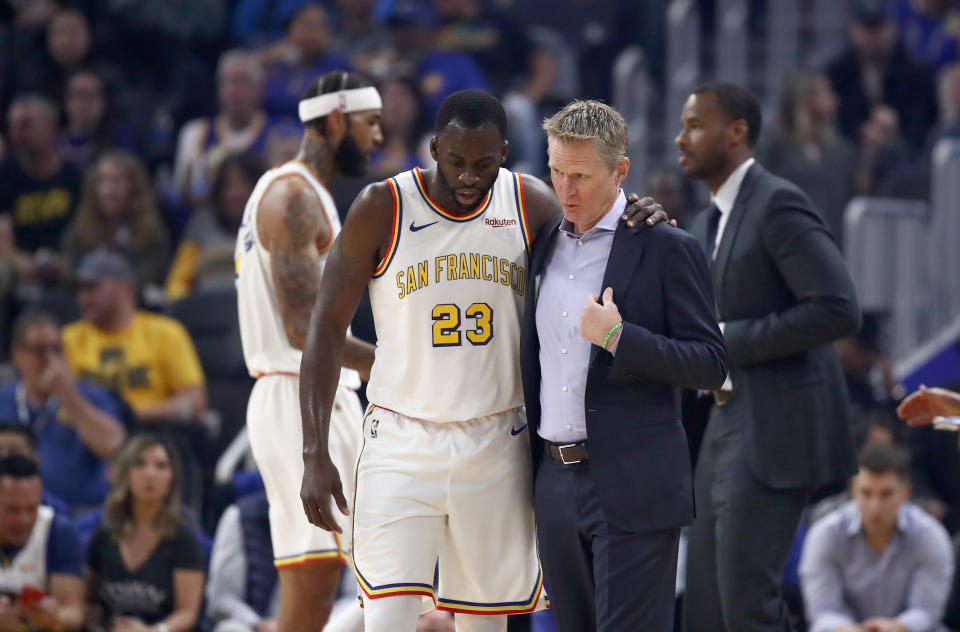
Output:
[602, 321, 623, 350]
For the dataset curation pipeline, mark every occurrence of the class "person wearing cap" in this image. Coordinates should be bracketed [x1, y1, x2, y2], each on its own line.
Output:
[62, 250, 207, 424]
[0, 310, 125, 513]
[825, 0, 939, 151]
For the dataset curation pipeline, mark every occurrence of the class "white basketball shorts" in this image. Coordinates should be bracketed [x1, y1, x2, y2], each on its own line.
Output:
[246, 373, 363, 567]
[351, 405, 547, 615]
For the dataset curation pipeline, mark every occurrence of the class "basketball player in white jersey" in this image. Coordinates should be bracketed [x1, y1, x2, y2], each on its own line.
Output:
[235, 71, 381, 632]
[298, 90, 668, 631]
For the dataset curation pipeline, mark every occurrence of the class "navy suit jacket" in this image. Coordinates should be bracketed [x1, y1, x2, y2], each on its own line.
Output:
[520, 216, 728, 533]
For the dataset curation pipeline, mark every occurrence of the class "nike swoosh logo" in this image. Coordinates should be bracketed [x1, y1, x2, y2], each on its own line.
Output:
[510, 424, 528, 436]
[409, 221, 438, 232]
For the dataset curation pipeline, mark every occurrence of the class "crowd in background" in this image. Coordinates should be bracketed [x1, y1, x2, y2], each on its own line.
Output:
[0, 0, 959, 630]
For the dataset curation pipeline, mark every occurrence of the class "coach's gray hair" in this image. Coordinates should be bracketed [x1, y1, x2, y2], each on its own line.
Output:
[542, 100, 628, 170]
[217, 48, 265, 86]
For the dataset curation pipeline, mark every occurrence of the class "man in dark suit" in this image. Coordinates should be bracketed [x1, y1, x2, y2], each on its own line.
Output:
[520, 99, 727, 631]
[677, 82, 861, 632]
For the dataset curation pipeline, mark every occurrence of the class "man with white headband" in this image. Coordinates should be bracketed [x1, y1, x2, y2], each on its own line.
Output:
[234, 71, 382, 632]
[299, 89, 673, 631]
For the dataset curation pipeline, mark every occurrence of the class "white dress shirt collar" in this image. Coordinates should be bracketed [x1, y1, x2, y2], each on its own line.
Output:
[711, 157, 755, 216]
[559, 189, 626, 237]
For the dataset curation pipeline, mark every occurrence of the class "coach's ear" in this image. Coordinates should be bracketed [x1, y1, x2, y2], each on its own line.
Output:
[324, 108, 348, 147]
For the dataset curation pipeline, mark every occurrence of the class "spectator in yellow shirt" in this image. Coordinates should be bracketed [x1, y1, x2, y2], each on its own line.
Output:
[62, 250, 207, 423]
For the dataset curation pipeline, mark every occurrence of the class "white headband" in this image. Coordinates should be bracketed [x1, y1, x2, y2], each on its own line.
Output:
[298, 87, 382, 122]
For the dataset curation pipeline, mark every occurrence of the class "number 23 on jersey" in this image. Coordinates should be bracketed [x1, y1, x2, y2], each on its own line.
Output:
[432, 303, 493, 347]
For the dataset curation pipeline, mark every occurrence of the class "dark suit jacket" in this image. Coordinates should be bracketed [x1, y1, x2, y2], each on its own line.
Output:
[520, 217, 727, 533]
[688, 163, 861, 490]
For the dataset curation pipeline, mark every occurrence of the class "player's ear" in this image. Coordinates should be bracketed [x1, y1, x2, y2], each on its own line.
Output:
[429, 136, 439, 162]
[500, 139, 509, 165]
[325, 109, 348, 146]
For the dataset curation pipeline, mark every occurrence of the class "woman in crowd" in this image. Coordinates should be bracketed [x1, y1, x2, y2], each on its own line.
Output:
[61, 150, 171, 294]
[59, 68, 137, 170]
[165, 152, 262, 300]
[368, 76, 426, 178]
[85, 433, 204, 632]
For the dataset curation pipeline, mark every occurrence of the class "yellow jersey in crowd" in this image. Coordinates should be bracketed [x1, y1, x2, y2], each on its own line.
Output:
[63, 311, 205, 410]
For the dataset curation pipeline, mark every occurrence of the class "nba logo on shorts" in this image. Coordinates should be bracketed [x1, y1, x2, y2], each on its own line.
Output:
[338, 93, 348, 110]
[370, 418, 379, 438]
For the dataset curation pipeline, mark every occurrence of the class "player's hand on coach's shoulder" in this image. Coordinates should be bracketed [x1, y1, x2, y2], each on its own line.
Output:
[622, 193, 675, 228]
[300, 454, 349, 532]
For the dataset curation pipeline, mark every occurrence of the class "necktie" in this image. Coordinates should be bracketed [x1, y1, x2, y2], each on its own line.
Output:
[703, 203, 721, 263]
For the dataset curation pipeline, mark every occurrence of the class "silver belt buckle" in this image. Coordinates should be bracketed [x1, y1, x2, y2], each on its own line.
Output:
[558, 443, 581, 465]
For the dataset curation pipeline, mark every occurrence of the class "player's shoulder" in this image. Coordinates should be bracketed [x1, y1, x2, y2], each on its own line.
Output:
[346, 178, 404, 223]
[259, 168, 321, 208]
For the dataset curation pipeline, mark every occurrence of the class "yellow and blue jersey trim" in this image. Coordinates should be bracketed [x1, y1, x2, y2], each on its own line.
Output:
[512, 173, 532, 255]
[274, 534, 347, 568]
[373, 178, 402, 278]
[435, 567, 544, 615]
[413, 167, 492, 222]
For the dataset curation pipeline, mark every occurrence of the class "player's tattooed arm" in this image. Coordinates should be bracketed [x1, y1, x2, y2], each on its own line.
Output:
[258, 177, 330, 350]
[299, 181, 394, 532]
[517, 173, 674, 236]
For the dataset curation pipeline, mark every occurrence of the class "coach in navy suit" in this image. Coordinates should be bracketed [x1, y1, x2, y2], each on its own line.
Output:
[519, 100, 727, 631]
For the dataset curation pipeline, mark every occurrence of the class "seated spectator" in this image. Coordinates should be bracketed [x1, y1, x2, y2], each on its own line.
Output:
[0, 455, 84, 632]
[385, 1, 489, 122]
[59, 67, 137, 171]
[431, 0, 555, 171]
[0, 94, 82, 287]
[173, 50, 291, 205]
[836, 314, 897, 422]
[63, 251, 207, 424]
[895, 0, 959, 70]
[6, 7, 99, 107]
[0, 425, 68, 515]
[206, 492, 278, 632]
[758, 71, 857, 244]
[258, 3, 352, 117]
[166, 153, 262, 301]
[60, 150, 171, 294]
[86, 434, 204, 631]
[826, 0, 939, 151]
[331, 0, 392, 76]
[0, 310, 125, 511]
[368, 77, 426, 178]
[801, 443, 953, 632]
[230, 0, 313, 48]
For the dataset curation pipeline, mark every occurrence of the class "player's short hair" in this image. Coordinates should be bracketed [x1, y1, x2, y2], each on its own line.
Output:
[301, 71, 374, 135]
[858, 442, 910, 480]
[435, 90, 507, 139]
[542, 100, 628, 170]
[10, 311, 59, 349]
[693, 82, 763, 148]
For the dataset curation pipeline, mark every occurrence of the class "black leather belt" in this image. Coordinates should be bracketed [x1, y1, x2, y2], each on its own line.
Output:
[543, 439, 589, 464]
